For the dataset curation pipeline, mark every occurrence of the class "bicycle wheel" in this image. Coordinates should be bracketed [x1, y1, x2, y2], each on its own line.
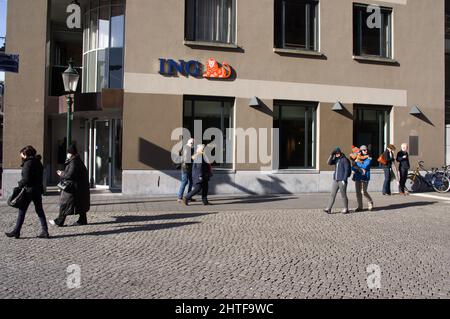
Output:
[406, 174, 422, 193]
[432, 174, 450, 193]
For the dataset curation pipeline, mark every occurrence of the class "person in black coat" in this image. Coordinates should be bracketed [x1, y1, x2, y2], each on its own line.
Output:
[381, 144, 396, 195]
[182, 144, 212, 206]
[5, 146, 49, 239]
[396, 143, 411, 195]
[50, 144, 91, 227]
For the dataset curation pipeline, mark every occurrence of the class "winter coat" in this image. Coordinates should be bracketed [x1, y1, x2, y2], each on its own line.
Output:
[328, 155, 351, 182]
[18, 156, 44, 195]
[396, 151, 410, 170]
[192, 153, 211, 184]
[181, 146, 194, 173]
[59, 155, 90, 216]
[352, 157, 372, 182]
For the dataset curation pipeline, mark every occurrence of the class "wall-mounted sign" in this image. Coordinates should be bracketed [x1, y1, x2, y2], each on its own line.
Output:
[159, 58, 233, 79]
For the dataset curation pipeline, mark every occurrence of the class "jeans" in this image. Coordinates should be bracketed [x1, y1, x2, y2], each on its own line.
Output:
[177, 170, 193, 199]
[326, 180, 349, 211]
[13, 192, 48, 234]
[382, 167, 391, 194]
[355, 181, 373, 209]
[186, 180, 209, 203]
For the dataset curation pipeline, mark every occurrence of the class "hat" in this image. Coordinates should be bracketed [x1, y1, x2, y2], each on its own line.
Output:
[334, 147, 342, 153]
[67, 144, 78, 155]
[360, 145, 368, 151]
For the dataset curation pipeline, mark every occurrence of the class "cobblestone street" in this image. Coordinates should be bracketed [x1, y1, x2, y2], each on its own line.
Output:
[0, 192, 449, 299]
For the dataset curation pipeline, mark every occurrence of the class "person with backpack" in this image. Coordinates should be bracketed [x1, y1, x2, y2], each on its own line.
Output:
[5, 146, 50, 239]
[353, 145, 374, 212]
[379, 144, 396, 196]
[324, 147, 351, 214]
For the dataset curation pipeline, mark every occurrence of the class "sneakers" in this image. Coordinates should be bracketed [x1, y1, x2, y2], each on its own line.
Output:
[368, 202, 374, 211]
[341, 209, 350, 214]
[49, 220, 64, 227]
[5, 231, 20, 239]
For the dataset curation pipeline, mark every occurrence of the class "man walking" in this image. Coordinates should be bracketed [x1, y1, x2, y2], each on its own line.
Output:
[324, 147, 351, 214]
[177, 138, 195, 202]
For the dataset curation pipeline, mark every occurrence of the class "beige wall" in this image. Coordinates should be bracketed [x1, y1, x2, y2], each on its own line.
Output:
[122, 93, 183, 170]
[3, 0, 48, 169]
[121, 0, 444, 172]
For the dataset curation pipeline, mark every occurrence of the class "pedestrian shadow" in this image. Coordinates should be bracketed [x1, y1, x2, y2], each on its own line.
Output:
[87, 212, 216, 226]
[216, 195, 294, 205]
[366, 201, 438, 213]
[51, 221, 201, 239]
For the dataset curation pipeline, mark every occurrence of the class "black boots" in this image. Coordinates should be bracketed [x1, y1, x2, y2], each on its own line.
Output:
[37, 231, 50, 239]
[5, 231, 20, 239]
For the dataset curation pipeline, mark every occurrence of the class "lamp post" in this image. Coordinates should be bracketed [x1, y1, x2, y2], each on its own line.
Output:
[61, 60, 79, 152]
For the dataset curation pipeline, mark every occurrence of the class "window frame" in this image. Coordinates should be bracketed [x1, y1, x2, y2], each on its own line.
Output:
[183, 95, 235, 169]
[353, 3, 393, 59]
[184, 0, 237, 46]
[274, 100, 317, 170]
[274, 0, 319, 52]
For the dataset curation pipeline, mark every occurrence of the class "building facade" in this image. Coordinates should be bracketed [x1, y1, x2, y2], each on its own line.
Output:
[1, 0, 446, 197]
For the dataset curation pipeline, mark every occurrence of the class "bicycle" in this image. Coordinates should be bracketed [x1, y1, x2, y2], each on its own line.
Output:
[405, 161, 450, 193]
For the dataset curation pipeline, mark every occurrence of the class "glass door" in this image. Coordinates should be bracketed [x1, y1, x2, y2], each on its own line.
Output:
[94, 120, 111, 188]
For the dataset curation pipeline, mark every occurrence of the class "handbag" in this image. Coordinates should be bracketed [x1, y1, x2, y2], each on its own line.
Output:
[377, 154, 387, 166]
[7, 187, 27, 208]
[57, 180, 74, 193]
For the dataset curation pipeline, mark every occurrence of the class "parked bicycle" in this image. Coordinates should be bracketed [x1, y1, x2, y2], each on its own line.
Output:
[405, 161, 450, 193]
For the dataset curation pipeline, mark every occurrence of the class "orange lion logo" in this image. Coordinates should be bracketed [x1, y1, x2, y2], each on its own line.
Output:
[203, 58, 232, 79]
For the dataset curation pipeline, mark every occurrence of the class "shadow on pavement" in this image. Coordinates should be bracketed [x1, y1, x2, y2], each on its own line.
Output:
[88, 212, 217, 226]
[370, 201, 438, 212]
[52, 221, 201, 239]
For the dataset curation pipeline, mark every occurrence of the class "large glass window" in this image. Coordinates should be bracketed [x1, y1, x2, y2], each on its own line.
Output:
[274, 101, 317, 169]
[82, 0, 125, 93]
[275, 0, 319, 51]
[353, 105, 391, 167]
[185, 0, 236, 44]
[353, 3, 392, 58]
[183, 96, 234, 169]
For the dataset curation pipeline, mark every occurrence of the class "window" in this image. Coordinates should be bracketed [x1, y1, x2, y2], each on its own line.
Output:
[185, 0, 236, 44]
[275, 0, 319, 51]
[353, 105, 391, 167]
[353, 3, 392, 58]
[82, 0, 125, 93]
[274, 101, 317, 169]
[183, 96, 234, 169]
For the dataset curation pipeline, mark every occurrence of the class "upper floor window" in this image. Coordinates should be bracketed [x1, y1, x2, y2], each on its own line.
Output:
[274, 0, 319, 51]
[185, 0, 236, 45]
[353, 3, 392, 59]
[82, 0, 125, 93]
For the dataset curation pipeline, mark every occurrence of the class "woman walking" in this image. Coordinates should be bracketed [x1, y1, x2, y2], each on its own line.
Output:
[353, 145, 374, 212]
[5, 146, 49, 239]
[50, 144, 90, 227]
[182, 144, 212, 206]
[396, 143, 410, 196]
[381, 144, 396, 196]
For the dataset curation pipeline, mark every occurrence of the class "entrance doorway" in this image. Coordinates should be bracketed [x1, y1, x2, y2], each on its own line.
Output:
[85, 118, 122, 190]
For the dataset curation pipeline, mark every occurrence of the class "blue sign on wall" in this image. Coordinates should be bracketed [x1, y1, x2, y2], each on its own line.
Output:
[159, 58, 202, 78]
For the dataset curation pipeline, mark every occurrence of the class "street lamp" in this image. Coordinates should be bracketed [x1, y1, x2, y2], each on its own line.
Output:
[61, 59, 79, 152]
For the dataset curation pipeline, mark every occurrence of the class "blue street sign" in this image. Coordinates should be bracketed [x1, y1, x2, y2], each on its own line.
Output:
[0, 53, 19, 73]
